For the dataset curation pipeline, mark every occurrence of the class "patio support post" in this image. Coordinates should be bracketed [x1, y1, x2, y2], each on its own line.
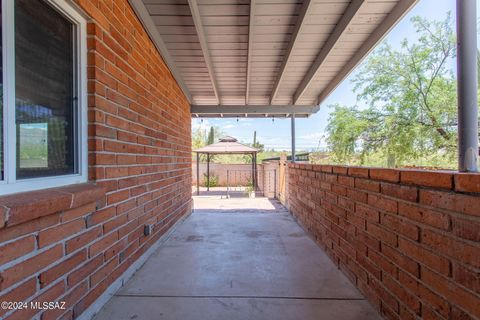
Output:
[291, 113, 296, 162]
[457, 0, 478, 172]
[207, 153, 210, 191]
[196, 153, 200, 195]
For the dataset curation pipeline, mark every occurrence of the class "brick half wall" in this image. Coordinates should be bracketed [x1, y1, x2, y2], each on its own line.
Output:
[287, 164, 480, 320]
[0, 1, 192, 319]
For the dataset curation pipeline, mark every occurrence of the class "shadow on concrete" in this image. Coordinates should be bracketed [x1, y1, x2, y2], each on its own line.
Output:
[194, 190, 248, 197]
[193, 208, 285, 214]
[191, 187, 271, 199]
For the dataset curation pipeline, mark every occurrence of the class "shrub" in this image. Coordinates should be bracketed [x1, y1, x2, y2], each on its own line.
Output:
[203, 173, 218, 187]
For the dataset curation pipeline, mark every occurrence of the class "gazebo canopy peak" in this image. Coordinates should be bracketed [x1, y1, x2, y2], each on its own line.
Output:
[193, 136, 258, 154]
[219, 136, 238, 143]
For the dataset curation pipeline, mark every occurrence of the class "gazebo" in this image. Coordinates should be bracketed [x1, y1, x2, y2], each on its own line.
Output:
[193, 136, 259, 195]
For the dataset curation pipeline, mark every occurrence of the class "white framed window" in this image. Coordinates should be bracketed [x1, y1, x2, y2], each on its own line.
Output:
[0, 0, 87, 195]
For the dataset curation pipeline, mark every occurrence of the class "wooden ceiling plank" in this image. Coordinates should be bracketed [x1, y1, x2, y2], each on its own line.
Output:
[316, 0, 418, 105]
[188, 0, 221, 104]
[128, 0, 192, 103]
[245, 0, 256, 104]
[270, 0, 313, 104]
[293, 0, 366, 104]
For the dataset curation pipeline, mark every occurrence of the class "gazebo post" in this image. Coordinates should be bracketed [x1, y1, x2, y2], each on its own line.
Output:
[207, 153, 210, 191]
[196, 152, 200, 195]
[255, 153, 258, 190]
[251, 153, 255, 191]
[253, 152, 258, 191]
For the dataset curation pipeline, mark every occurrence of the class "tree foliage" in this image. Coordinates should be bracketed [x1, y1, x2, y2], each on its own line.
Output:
[192, 125, 225, 161]
[207, 126, 215, 145]
[192, 127, 207, 150]
[192, 125, 225, 150]
[326, 14, 460, 168]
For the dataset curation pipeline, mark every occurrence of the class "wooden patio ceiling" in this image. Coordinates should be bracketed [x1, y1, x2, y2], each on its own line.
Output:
[130, 0, 418, 118]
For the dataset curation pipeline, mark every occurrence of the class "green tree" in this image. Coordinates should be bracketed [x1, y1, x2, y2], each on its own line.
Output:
[192, 125, 226, 161]
[252, 130, 264, 152]
[192, 127, 207, 150]
[326, 14, 458, 168]
[207, 126, 215, 145]
[326, 104, 369, 164]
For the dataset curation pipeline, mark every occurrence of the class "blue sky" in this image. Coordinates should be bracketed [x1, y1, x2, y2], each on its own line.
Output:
[192, 0, 478, 152]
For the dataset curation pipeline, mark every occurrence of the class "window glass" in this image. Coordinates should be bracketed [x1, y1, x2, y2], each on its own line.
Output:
[15, 0, 77, 179]
[0, 3, 3, 181]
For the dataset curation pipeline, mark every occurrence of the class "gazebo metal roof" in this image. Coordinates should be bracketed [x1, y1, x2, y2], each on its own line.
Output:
[193, 136, 259, 154]
[193, 136, 259, 195]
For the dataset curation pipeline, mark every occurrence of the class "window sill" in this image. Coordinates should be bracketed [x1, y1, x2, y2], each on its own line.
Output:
[0, 183, 106, 229]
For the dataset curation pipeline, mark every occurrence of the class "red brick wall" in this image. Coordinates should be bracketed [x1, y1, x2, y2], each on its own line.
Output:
[287, 164, 480, 320]
[0, 1, 192, 319]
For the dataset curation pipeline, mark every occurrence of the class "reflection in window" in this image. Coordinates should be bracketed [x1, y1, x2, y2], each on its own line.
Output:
[15, 0, 77, 179]
[19, 123, 48, 169]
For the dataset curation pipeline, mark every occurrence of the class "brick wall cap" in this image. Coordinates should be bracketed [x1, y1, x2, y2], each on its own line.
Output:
[454, 172, 480, 193]
[369, 168, 400, 183]
[398, 168, 454, 173]
[332, 166, 349, 174]
[399, 169, 454, 190]
[347, 166, 370, 178]
[0, 183, 105, 229]
[319, 165, 333, 173]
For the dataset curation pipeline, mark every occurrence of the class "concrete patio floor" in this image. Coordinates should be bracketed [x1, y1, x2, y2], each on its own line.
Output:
[93, 196, 380, 320]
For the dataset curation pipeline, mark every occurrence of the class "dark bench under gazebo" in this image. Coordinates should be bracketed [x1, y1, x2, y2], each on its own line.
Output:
[193, 136, 259, 195]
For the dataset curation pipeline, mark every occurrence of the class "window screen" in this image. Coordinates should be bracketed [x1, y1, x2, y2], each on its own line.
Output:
[15, 0, 77, 179]
[0, 3, 3, 181]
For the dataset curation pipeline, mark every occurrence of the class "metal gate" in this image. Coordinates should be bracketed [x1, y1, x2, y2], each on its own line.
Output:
[259, 169, 277, 198]
[226, 169, 277, 198]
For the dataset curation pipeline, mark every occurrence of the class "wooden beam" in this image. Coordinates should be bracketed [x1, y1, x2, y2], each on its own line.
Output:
[317, 0, 418, 104]
[188, 0, 221, 105]
[270, 0, 313, 104]
[191, 104, 319, 117]
[293, 0, 365, 104]
[128, 0, 192, 103]
[245, 0, 256, 104]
